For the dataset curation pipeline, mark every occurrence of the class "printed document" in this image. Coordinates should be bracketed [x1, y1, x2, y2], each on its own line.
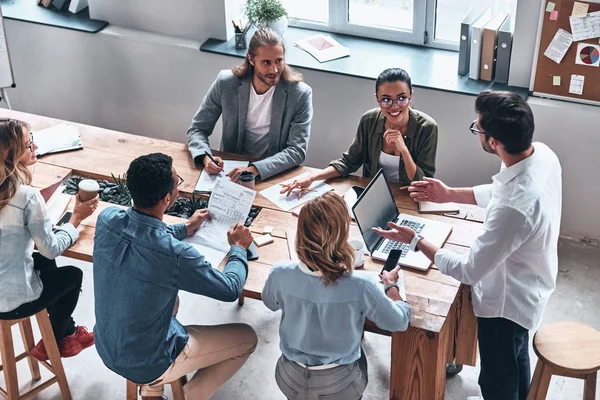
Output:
[569, 11, 600, 42]
[194, 160, 250, 193]
[259, 173, 332, 212]
[544, 28, 573, 64]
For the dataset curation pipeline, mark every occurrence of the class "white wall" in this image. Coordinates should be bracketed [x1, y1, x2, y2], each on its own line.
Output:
[3, 12, 599, 239]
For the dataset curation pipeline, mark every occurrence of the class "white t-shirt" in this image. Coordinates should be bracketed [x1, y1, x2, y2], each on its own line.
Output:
[378, 151, 400, 182]
[243, 84, 275, 158]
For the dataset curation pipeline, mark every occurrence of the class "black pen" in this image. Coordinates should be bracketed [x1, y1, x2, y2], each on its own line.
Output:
[204, 151, 221, 167]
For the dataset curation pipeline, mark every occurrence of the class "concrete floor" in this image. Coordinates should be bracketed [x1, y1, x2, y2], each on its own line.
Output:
[2, 237, 599, 399]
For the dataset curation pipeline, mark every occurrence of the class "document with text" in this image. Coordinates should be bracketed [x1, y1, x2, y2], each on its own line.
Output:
[184, 178, 256, 266]
[194, 160, 250, 193]
[260, 173, 332, 212]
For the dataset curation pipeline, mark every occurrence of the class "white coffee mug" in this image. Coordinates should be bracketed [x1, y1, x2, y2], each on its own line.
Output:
[349, 239, 366, 268]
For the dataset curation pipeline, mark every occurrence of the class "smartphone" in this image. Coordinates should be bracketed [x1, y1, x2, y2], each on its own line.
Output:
[381, 249, 402, 274]
[56, 211, 72, 227]
[247, 242, 259, 261]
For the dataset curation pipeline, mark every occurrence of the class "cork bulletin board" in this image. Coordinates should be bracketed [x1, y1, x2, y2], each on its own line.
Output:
[532, 0, 600, 105]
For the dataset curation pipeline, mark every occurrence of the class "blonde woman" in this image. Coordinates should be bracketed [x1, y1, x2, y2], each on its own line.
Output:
[262, 192, 411, 400]
[0, 118, 97, 361]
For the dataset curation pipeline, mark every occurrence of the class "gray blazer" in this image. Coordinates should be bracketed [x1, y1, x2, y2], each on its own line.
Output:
[187, 70, 313, 180]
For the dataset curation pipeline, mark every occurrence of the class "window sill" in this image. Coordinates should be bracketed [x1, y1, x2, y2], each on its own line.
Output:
[1, 0, 108, 33]
[200, 27, 528, 98]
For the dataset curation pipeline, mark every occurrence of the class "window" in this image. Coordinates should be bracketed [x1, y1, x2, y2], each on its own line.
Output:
[285, 0, 517, 50]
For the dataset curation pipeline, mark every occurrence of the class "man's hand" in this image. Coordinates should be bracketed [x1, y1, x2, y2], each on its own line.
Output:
[384, 129, 407, 154]
[227, 223, 253, 249]
[380, 264, 402, 285]
[372, 222, 416, 244]
[408, 177, 451, 203]
[185, 209, 211, 237]
[227, 166, 259, 183]
[203, 155, 224, 175]
[280, 175, 314, 197]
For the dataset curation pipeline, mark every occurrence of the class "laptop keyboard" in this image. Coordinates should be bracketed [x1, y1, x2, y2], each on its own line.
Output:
[381, 220, 425, 258]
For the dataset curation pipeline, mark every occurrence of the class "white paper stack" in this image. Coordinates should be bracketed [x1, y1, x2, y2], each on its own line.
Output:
[33, 124, 83, 157]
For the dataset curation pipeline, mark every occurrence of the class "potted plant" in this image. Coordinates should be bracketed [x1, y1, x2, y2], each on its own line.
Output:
[244, 0, 289, 37]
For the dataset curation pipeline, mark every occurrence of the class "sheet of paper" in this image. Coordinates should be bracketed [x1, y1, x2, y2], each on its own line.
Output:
[186, 177, 256, 256]
[569, 74, 585, 95]
[553, 76, 561, 86]
[33, 124, 82, 156]
[550, 10, 559, 20]
[194, 160, 249, 192]
[570, 11, 600, 42]
[572, 1, 589, 17]
[546, 2, 555, 12]
[544, 29, 573, 63]
[184, 242, 228, 268]
[575, 42, 600, 66]
[259, 173, 332, 212]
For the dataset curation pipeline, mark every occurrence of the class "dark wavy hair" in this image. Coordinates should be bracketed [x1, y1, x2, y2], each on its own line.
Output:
[476, 90, 534, 155]
[126, 153, 175, 208]
[232, 27, 303, 83]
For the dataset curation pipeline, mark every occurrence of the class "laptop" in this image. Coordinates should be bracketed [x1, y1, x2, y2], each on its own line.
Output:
[352, 170, 453, 271]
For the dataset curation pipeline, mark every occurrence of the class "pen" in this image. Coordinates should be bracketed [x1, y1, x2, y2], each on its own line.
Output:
[232, 20, 241, 33]
[204, 151, 221, 167]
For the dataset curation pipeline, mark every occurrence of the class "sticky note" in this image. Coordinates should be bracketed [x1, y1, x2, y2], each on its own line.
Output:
[254, 234, 274, 247]
[572, 1, 589, 17]
[550, 10, 559, 20]
[263, 225, 274, 234]
[546, 2, 555, 12]
[553, 76, 561, 86]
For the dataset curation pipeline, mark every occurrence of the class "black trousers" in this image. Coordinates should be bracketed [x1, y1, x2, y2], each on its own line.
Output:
[477, 317, 531, 400]
[0, 254, 82, 342]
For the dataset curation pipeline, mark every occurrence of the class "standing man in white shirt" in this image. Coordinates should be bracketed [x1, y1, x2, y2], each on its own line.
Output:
[187, 28, 313, 181]
[373, 90, 562, 400]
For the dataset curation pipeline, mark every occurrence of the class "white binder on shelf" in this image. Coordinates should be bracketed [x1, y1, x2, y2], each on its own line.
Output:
[458, 7, 488, 76]
[469, 10, 493, 80]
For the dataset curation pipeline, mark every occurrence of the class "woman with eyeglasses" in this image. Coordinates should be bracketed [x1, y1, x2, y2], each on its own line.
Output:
[0, 118, 98, 362]
[281, 68, 438, 195]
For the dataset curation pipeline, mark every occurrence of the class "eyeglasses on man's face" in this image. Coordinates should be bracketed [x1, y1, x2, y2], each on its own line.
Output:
[174, 174, 184, 189]
[379, 96, 411, 109]
[470, 120, 485, 135]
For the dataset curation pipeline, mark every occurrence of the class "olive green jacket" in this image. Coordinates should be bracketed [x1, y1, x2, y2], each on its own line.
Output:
[329, 108, 438, 186]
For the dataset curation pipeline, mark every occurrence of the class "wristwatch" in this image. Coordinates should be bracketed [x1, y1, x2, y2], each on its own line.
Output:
[384, 283, 400, 294]
[409, 234, 423, 252]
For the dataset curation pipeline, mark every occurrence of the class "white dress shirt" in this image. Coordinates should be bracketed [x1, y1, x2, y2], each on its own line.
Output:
[0, 185, 79, 312]
[435, 142, 562, 330]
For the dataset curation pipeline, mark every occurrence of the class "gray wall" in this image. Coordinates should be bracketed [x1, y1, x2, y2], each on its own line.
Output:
[3, 0, 599, 240]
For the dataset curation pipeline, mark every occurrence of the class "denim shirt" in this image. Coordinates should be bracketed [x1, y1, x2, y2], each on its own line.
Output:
[93, 207, 248, 384]
[0, 185, 78, 313]
[262, 261, 411, 366]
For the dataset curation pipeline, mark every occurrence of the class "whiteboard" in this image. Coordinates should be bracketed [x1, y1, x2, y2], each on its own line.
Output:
[0, 4, 15, 89]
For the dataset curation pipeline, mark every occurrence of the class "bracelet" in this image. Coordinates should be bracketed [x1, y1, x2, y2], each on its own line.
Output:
[384, 283, 400, 294]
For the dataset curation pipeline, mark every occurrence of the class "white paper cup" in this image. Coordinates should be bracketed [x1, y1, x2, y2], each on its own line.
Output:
[349, 239, 366, 268]
[78, 179, 100, 202]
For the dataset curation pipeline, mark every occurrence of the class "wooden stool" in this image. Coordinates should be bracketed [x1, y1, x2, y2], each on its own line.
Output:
[0, 310, 72, 400]
[126, 376, 186, 400]
[527, 321, 600, 400]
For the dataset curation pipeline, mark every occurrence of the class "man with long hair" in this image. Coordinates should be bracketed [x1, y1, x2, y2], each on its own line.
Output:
[187, 28, 313, 181]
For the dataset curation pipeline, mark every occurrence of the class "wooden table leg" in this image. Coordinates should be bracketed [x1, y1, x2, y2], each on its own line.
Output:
[238, 295, 245, 306]
[583, 372, 597, 400]
[390, 324, 451, 400]
[454, 284, 478, 366]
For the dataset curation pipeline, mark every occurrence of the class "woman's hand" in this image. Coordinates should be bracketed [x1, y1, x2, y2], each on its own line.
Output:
[384, 129, 407, 154]
[280, 175, 315, 197]
[71, 193, 99, 227]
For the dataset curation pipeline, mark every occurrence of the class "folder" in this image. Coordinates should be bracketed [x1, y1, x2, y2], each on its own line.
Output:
[458, 7, 488, 76]
[495, 15, 513, 84]
[469, 10, 493, 80]
[480, 13, 508, 82]
[418, 201, 460, 215]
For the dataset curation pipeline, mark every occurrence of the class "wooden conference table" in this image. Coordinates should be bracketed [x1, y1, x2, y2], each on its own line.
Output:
[3, 109, 486, 400]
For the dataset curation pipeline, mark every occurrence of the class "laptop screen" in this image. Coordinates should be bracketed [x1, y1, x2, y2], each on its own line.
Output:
[352, 169, 400, 253]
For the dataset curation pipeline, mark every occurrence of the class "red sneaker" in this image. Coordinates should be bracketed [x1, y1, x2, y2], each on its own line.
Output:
[59, 326, 95, 358]
[30, 339, 49, 361]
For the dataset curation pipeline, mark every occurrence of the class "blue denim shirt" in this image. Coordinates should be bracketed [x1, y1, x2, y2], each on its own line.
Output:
[93, 207, 248, 384]
[262, 261, 411, 366]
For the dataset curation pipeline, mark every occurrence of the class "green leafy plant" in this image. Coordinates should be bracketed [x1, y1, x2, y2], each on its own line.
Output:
[166, 194, 208, 219]
[244, 0, 288, 26]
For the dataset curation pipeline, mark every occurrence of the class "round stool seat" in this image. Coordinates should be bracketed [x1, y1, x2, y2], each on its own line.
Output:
[534, 321, 600, 374]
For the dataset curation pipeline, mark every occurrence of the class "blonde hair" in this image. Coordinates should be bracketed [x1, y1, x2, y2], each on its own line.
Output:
[232, 27, 303, 83]
[296, 192, 355, 285]
[0, 118, 32, 211]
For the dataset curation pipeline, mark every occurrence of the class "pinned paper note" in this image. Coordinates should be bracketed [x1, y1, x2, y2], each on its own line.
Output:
[550, 10, 559, 20]
[569, 74, 585, 95]
[544, 29, 574, 64]
[575, 43, 600, 66]
[553, 76, 561, 86]
[572, 1, 589, 17]
[546, 2, 555, 12]
[570, 11, 600, 41]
